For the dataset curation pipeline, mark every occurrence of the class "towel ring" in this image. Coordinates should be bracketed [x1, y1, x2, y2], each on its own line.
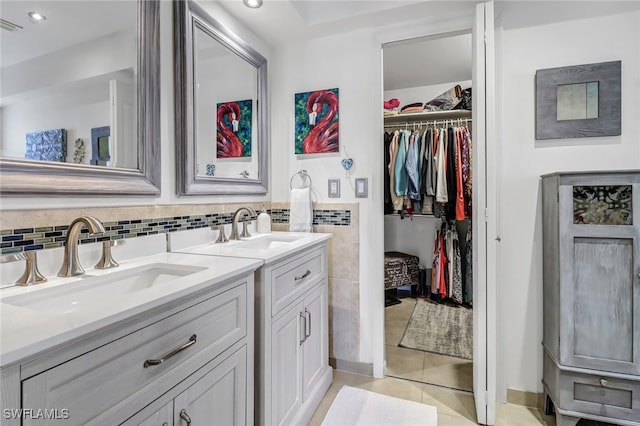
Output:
[290, 170, 312, 189]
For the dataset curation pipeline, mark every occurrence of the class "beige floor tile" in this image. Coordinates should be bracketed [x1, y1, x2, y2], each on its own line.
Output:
[385, 345, 426, 382]
[495, 402, 556, 426]
[421, 387, 477, 423]
[358, 376, 424, 403]
[385, 323, 408, 346]
[438, 412, 479, 426]
[422, 352, 473, 392]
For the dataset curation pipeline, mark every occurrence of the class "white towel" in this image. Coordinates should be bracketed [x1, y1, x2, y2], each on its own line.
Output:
[289, 187, 313, 232]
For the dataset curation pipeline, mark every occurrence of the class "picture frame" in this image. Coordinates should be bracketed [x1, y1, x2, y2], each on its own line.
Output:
[216, 99, 253, 158]
[294, 88, 339, 154]
[91, 126, 110, 166]
[535, 60, 621, 140]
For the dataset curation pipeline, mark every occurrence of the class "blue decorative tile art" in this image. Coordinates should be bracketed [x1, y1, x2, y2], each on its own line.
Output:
[25, 129, 67, 162]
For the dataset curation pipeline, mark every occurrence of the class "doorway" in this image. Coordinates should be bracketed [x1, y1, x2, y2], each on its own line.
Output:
[381, 31, 474, 393]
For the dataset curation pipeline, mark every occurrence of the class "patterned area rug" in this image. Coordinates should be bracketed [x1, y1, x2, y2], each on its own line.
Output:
[399, 299, 473, 359]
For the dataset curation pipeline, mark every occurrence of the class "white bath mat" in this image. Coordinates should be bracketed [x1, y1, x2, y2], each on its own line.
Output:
[321, 385, 438, 426]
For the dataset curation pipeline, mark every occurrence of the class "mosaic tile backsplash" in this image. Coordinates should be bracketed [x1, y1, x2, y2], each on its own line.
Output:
[1, 209, 351, 255]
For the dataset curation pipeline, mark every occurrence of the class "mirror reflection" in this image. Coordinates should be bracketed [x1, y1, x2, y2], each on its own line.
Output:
[557, 81, 599, 121]
[194, 24, 258, 179]
[175, 0, 268, 195]
[0, 1, 138, 169]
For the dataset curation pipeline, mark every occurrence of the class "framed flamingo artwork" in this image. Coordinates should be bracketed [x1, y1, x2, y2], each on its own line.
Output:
[216, 99, 252, 158]
[294, 88, 339, 154]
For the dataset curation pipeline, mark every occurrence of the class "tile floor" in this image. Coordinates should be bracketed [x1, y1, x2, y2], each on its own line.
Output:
[384, 294, 473, 392]
[310, 291, 611, 425]
[308, 369, 557, 425]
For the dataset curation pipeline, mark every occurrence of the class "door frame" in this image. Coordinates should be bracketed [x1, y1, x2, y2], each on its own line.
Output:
[374, 2, 497, 424]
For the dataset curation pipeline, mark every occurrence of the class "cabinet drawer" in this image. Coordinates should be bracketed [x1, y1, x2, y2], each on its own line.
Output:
[22, 282, 247, 425]
[559, 371, 639, 422]
[271, 246, 326, 316]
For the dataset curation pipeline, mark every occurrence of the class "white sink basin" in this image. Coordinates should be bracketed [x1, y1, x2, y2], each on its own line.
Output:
[2, 263, 206, 316]
[233, 234, 304, 250]
[169, 231, 332, 265]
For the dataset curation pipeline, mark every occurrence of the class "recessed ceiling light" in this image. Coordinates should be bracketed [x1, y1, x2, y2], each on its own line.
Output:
[28, 11, 47, 22]
[243, 0, 263, 9]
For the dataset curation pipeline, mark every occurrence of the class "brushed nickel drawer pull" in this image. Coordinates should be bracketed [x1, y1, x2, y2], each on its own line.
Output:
[143, 334, 197, 368]
[305, 308, 311, 339]
[599, 378, 609, 387]
[295, 270, 311, 281]
[300, 312, 307, 345]
[179, 409, 192, 425]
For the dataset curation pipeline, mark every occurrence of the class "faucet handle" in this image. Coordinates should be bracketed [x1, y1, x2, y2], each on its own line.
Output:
[212, 225, 229, 243]
[240, 221, 252, 238]
[94, 240, 123, 270]
[2, 251, 47, 286]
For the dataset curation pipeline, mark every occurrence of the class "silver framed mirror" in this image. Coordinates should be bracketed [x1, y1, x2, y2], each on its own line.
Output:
[0, 0, 160, 196]
[175, 0, 268, 195]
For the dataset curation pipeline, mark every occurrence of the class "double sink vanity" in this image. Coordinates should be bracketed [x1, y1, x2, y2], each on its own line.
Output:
[0, 220, 332, 426]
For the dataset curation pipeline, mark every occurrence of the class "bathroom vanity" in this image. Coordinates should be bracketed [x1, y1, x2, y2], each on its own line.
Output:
[0, 252, 262, 425]
[171, 231, 333, 426]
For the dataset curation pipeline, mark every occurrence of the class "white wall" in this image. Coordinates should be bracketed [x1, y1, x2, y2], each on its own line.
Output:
[270, 29, 384, 364]
[497, 5, 640, 393]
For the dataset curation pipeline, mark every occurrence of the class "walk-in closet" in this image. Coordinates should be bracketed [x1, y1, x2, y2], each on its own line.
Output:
[382, 32, 474, 393]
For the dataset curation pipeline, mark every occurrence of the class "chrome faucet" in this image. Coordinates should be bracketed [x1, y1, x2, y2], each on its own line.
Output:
[58, 216, 106, 277]
[230, 207, 256, 240]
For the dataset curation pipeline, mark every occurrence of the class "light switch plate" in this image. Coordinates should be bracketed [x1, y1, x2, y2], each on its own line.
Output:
[328, 178, 340, 198]
[355, 178, 368, 198]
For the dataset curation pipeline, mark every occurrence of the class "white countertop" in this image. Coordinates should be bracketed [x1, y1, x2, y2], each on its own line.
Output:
[0, 252, 262, 367]
[170, 231, 332, 265]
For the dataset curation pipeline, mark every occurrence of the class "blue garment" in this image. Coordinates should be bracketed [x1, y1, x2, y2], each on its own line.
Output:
[405, 131, 421, 200]
[394, 130, 408, 197]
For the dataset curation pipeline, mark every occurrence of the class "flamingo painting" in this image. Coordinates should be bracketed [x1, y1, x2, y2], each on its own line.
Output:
[294, 88, 339, 154]
[216, 99, 252, 158]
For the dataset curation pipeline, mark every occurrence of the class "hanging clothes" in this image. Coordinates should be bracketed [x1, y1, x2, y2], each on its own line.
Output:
[384, 132, 394, 214]
[393, 130, 408, 206]
[405, 131, 421, 203]
[389, 131, 403, 211]
[382, 119, 473, 308]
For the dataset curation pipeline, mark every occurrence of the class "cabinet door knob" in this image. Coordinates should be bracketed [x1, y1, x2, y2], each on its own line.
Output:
[180, 409, 192, 425]
[599, 378, 609, 387]
[305, 308, 311, 339]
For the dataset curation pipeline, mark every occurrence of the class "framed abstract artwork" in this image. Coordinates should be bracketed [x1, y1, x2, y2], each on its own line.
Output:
[535, 60, 621, 140]
[216, 99, 252, 158]
[25, 128, 67, 162]
[294, 88, 339, 154]
[91, 126, 111, 166]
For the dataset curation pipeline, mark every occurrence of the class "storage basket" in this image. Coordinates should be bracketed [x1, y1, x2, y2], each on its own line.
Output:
[384, 251, 419, 290]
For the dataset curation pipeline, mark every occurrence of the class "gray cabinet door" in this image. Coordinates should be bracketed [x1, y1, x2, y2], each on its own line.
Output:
[560, 182, 640, 375]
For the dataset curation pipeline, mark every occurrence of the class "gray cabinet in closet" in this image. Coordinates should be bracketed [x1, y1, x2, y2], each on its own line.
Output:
[541, 170, 640, 426]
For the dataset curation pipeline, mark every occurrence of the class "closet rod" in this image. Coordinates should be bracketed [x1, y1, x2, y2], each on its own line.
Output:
[383, 117, 472, 130]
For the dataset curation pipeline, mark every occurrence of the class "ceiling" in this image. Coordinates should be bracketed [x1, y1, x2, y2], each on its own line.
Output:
[0, 1, 135, 67]
[215, 0, 480, 47]
[215, 0, 479, 89]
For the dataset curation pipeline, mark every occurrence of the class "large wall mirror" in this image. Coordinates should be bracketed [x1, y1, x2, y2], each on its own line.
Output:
[0, 0, 160, 196]
[175, 0, 268, 195]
